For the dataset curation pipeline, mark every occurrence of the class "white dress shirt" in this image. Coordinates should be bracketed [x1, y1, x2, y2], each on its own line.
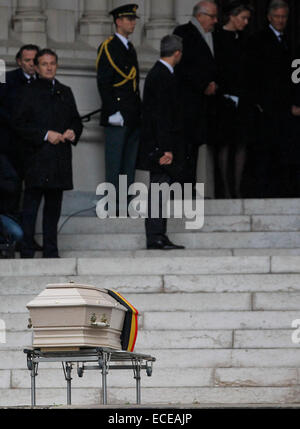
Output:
[159, 59, 174, 74]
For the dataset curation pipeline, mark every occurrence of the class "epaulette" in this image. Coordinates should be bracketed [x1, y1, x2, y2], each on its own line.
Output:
[96, 36, 137, 92]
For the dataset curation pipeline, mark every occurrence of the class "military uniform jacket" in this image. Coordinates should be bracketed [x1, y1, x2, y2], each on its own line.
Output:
[96, 35, 141, 128]
[12, 78, 83, 190]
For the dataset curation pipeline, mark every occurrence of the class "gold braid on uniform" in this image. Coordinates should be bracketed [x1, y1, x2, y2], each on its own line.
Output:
[96, 36, 137, 92]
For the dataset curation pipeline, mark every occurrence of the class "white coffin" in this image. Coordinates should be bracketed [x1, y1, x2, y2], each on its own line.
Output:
[26, 283, 127, 351]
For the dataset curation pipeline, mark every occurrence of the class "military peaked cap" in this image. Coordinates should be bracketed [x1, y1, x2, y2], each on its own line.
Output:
[109, 3, 139, 20]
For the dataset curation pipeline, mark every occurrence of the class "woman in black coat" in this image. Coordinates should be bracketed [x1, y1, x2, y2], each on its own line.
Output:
[214, 1, 253, 198]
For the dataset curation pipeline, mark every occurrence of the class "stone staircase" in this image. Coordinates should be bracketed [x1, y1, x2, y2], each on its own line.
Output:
[1, 198, 300, 406]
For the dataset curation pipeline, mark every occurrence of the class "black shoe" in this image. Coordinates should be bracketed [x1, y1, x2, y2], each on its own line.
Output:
[147, 236, 185, 250]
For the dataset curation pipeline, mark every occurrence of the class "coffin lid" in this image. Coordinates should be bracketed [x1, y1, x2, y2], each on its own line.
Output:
[26, 283, 126, 310]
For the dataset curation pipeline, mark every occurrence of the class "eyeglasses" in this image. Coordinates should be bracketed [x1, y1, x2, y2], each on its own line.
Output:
[201, 12, 218, 19]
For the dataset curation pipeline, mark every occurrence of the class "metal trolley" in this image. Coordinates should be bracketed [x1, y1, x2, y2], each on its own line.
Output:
[24, 347, 156, 407]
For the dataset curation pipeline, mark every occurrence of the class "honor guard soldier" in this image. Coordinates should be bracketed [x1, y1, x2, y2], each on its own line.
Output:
[96, 3, 141, 209]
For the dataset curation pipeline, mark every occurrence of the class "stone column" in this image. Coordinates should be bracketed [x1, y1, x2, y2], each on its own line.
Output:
[145, 0, 177, 51]
[0, 0, 10, 41]
[79, 0, 112, 48]
[12, 0, 47, 46]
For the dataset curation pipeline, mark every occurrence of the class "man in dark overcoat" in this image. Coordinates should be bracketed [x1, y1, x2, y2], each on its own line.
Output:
[13, 49, 82, 258]
[243, 0, 292, 197]
[173, 0, 218, 187]
[139, 35, 185, 250]
[0, 44, 39, 211]
[96, 4, 141, 206]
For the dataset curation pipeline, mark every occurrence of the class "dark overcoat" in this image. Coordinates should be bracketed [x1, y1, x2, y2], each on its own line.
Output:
[12, 78, 82, 190]
[96, 35, 141, 128]
[173, 22, 218, 146]
[138, 61, 183, 174]
[0, 68, 33, 170]
[243, 26, 292, 114]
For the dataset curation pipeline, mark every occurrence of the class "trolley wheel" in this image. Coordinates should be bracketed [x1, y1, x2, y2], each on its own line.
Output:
[27, 359, 33, 371]
[77, 366, 84, 377]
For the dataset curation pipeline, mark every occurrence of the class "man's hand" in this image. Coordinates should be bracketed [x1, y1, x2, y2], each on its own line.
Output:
[159, 152, 173, 165]
[47, 131, 65, 145]
[63, 129, 76, 142]
[204, 81, 217, 96]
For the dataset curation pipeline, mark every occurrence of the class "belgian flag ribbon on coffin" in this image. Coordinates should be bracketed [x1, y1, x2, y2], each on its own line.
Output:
[107, 290, 139, 352]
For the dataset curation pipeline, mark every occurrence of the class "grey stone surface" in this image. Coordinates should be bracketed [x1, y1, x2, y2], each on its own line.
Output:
[137, 330, 233, 349]
[142, 311, 300, 330]
[252, 215, 300, 232]
[234, 249, 300, 256]
[214, 368, 299, 387]
[51, 215, 251, 234]
[233, 330, 296, 348]
[254, 292, 300, 310]
[0, 259, 77, 277]
[55, 232, 300, 250]
[164, 274, 300, 293]
[125, 293, 251, 312]
[271, 256, 300, 273]
[77, 256, 270, 275]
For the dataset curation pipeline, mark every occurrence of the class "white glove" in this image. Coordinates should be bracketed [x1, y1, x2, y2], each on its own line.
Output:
[108, 111, 124, 127]
[224, 94, 239, 107]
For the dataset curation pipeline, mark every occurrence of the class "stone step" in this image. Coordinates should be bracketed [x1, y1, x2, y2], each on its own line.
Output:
[45, 215, 300, 235]
[52, 216, 252, 234]
[142, 311, 300, 330]
[61, 193, 300, 216]
[2, 348, 300, 370]
[1, 386, 300, 406]
[1, 329, 297, 351]
[0, 292, 252, 313]
[1, 311, 300, 333]
[0, 256, 300, 278]
[164, 273, 300, 293]
[0, 256, 276, 276]
[15, 248, 300, 258]
[75, 256, 272, 275]
[2, 273, 300, 295]
[49, 232, 300, 250]
[4, 367, 299, 390]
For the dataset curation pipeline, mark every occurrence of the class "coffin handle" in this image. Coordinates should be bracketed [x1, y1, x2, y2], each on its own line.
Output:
[90, 313, 110, 328]
[91, 321, 110, 328]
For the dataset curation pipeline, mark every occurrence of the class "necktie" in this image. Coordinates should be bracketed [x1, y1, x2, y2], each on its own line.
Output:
[127, 41, 134, 52]
[278, 34, 288, 50]
[27, 76, 35, 84]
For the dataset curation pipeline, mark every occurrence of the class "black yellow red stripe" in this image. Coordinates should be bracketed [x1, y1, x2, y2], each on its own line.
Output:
[107, 289, 138, 352]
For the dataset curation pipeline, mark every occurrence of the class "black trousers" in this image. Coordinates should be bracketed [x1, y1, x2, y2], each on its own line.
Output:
[145, 172, 172, 245]
[254, 110, 289, 198]
[21, 188, 63, 258]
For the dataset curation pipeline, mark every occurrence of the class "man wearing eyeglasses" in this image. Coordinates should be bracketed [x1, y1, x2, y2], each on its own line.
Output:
[174, 1, 218, 190]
